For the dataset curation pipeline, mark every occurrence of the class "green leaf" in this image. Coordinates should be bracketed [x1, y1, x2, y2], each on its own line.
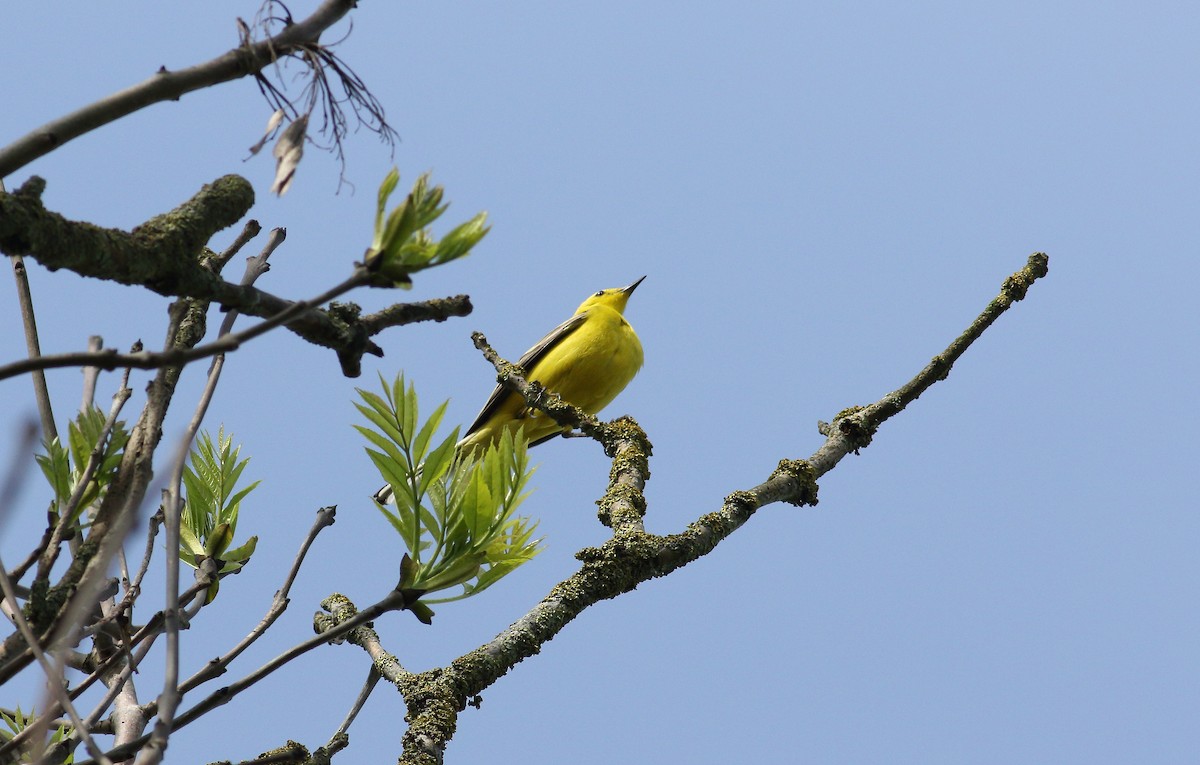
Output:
[354, 425, 408, 468]
[36, 437, 71, 509]
[366, 170, 489, 287]
[418, 429, 459, 496]
[222, 535, 258, 564]
[412, 399, 449, 465]
[180, 427, 258, 575]
[179, 523, 205, 565]
[356, 374, 543, 606]
[434, 212, 490, 264]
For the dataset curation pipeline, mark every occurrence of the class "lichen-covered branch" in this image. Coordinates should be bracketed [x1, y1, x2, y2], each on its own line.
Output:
[0, 177, 473, 377]
[0, 175, 253, 292]
[810, 252, 1051, 476]
[391, 252, 1051, 762]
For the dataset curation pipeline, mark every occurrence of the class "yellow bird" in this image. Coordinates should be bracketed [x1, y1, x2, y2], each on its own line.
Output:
[374, 276, 645, 503]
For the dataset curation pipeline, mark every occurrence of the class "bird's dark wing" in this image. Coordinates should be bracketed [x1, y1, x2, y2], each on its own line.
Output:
[463, 311, 590, 438]
[526, 431, 567, 448]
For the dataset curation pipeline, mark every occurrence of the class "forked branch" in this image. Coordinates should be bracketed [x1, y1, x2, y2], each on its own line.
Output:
[391, 252, 1051, 762]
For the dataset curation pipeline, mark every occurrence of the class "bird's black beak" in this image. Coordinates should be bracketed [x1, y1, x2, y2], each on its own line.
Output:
[622, 275, 647, 295]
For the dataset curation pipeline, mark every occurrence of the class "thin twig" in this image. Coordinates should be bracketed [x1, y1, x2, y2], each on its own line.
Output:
[0, 0, 360, 177]
[138, 224, 282, 765]
[0, 269, 373, 382]
[0, 293, 203, 683]
[0, 419, 39, 592]
[0, 550, 112, 765]
[102, 509, 163, 637]
[180, 505, 337, 693]
[0, 616, 160, 765]
[10, 255, 57, 441]
[80, 335, 104, 413]
[73, 589, 410, 765]
[208, 219, 264, 271]
[332, 667, 382, 741]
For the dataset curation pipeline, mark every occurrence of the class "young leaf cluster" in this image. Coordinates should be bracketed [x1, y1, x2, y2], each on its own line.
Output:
[1, 707, 73, 764]
[354, 375, 543, 621]
[179, 428, 260, 602]
[364, 168, 490, 287]
[35, 408, 130, 527]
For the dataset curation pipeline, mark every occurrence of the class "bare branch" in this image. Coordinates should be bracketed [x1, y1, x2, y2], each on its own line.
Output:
[0, 0, 362, 178]
[0, 547, 112, 765]
[0, 294, 208, 684]
[10, 255, 57, 441]
[138, 218, 285, 763]
[80, 335, 105, 413]
[179, 505, 337, 694]
[360, 294, 474, 335]
[0, 174, 256, 301]
[0, 270, 366, 381]
[74, 589, 410, 765]
[209, 218, 265, 272]
[332, 668, 383, 742]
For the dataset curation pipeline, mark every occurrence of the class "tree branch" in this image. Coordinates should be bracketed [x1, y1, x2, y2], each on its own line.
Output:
[393, 252, 1051, 761]
[73, 590, 411, 765]
[0, 0, 359, 178]
[0, 176, 474, 377]
[10, 255, 57, 441]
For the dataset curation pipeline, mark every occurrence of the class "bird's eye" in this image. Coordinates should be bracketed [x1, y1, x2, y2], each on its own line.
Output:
[594, 290, 605, 297]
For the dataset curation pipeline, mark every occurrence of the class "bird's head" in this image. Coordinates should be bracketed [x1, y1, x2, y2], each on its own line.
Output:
[574, 275, 646, 315]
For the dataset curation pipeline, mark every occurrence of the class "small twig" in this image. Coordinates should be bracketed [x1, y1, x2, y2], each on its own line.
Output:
[359, 294, 473, 334]
[0, 290, 205, 684]
[73, 589, 410, 765]
[10, 254, 57, 441]
[1, 420, 42, 595]
[0, 549, 112, 765]
[208, 219, 264, 272]
[83, 631, 158, 730]
[808, 252, 1051, 482]
[309, 733, 351, 765]
[81, 335, 104, 412]
[0, 469, 151, 691]
[98, 509, 163, 637]
[0, 291, 472, 383]
[0, 612, 160, 762]
[332, 667, 382, 741]
[0, 269, 373, 382]
[5, 532, 49, 591]
[95, 506, 322, 737]
[2, 175, 452, 375]
[180, 505, 336, 694]
[139, 226, 282, 765]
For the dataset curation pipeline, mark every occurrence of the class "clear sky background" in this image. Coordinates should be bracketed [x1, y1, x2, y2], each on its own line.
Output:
[2, 2, 1197, 763]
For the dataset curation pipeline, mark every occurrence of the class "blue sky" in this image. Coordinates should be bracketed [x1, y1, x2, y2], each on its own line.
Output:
[2, 2, 1197, 763]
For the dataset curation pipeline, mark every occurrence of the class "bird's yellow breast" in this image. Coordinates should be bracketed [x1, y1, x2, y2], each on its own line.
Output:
[454, 281, 646, 457]
[530, 305, 644, 414]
